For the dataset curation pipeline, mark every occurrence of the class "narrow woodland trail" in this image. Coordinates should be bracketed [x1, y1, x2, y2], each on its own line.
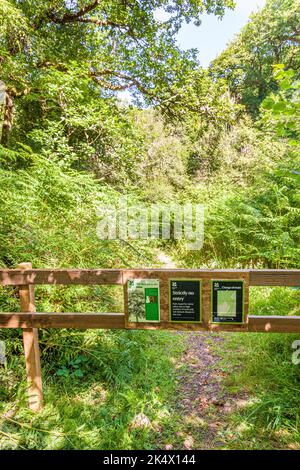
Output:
[173, 332, 248, 450]
[157, 251, 248, 450]
[156, 251, 177, 269]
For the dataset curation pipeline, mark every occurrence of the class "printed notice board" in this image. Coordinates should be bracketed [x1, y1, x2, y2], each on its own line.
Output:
[212, 280, 244, 324]
[127, 279, 160, 323]
[169, 279, 202, 323]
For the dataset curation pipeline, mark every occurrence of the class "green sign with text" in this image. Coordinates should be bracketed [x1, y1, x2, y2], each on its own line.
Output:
[212, 280, 244, 324]
[127, 279, 160, 323]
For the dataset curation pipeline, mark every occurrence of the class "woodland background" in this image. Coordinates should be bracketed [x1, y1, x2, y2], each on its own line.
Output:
[0, 0, 299, 450]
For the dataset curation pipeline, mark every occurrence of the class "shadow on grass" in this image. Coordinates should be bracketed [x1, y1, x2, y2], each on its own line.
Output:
[0, 329, 185, 450]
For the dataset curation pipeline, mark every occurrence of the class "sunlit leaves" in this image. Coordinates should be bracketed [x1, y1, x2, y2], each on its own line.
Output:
[210, 0, 300, 116]
[260, 65, 300, 143]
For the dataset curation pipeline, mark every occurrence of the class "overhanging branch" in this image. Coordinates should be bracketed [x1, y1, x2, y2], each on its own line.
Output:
[90, 69, 152, 96]
[40, 1, 132, 34]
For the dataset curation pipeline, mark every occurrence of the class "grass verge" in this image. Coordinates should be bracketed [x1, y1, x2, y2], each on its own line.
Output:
[0, 329, 185, 450]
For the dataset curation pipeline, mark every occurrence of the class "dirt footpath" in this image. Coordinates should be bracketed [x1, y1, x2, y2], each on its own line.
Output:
[174, 332, 247, 450]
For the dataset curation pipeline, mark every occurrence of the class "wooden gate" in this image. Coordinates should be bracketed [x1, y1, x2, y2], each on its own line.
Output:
[0, 263, 299, 411]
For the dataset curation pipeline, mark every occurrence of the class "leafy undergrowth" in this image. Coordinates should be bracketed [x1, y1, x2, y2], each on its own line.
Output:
[0, 330, 185, 450]
[151, 287, 300, 451]
[212, 332, 300, 450]
[250, 286, 300, 316]
[206, 287, 300, 450]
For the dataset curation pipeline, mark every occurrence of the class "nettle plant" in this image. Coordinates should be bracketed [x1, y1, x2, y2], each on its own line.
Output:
[56, 355, 88, 379]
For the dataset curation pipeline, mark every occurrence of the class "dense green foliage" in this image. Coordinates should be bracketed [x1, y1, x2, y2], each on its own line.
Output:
[211, 0, 300, 116]
[0, 0, 235, 153]
[0, 0, 299, 450]
[260, 65, 300, 143]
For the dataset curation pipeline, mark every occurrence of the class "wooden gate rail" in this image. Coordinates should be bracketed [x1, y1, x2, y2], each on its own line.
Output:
[0, 266, 300, 411]
[0, 313, 125, 329]
[1, 268, 300, 286]
[1, 313, 300, 333]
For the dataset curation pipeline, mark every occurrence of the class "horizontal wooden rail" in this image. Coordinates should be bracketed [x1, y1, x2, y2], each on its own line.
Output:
[248, 315, 300, 333]
[1, 268, 300, 286]
[0, 269, 125, 286]
[1, 313, 300, 332]
[0, 313, 125, 329]
[0, 269, 123, 286]
[249, 270, 300, 286]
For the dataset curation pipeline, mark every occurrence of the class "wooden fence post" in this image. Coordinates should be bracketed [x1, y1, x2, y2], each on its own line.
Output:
[18, 262, 43, 411]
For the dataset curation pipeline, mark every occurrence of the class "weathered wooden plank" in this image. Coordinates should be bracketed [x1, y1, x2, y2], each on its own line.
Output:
[249, 270, 300, 286]
[201, 279, 211, 328]
[0, 269, 124, 286]
[124, 321, 249, 332]
[0, 313, 245, 331]
[124, 315, 300, 332]
[0, 313, 125, 329]
[1, 268, 300, 287]
[248, 315, 300, 333]
[122, 269, 250, 282]
[32, 313, 126, 329]
[0, 313, 32, 328]
[1, 312, 300, 332]
[1, 268, 250, 286]
[18, 262, 43, 412]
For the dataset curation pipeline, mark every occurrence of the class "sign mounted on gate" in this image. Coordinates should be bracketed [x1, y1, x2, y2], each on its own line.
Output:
[169, 279, 202, 323]
[127, 279, 160, 323]
[124, 271, 249, 330]
[211, 280, 245, 324]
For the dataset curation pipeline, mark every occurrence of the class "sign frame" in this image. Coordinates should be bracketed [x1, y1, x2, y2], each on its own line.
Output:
[125, 278, 161, 327]
[169, 278, 202, 324]
[211, 279, 246, 325]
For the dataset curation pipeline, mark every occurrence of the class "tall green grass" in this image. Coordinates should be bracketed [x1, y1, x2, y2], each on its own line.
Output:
[0, 329, 185, 449]
[213, 287, 300, 449]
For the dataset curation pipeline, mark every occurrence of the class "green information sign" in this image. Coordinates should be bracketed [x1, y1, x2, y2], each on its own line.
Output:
[212, 280, 245, 324]
[127, 279, 160, 323]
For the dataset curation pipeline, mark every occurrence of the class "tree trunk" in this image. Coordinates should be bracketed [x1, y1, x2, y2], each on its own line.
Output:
[1, 91, 13, 146]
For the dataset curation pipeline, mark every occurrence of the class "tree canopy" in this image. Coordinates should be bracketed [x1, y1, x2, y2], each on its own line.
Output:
[210, 0, 300, 116]
[0, 0, 235, 143]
